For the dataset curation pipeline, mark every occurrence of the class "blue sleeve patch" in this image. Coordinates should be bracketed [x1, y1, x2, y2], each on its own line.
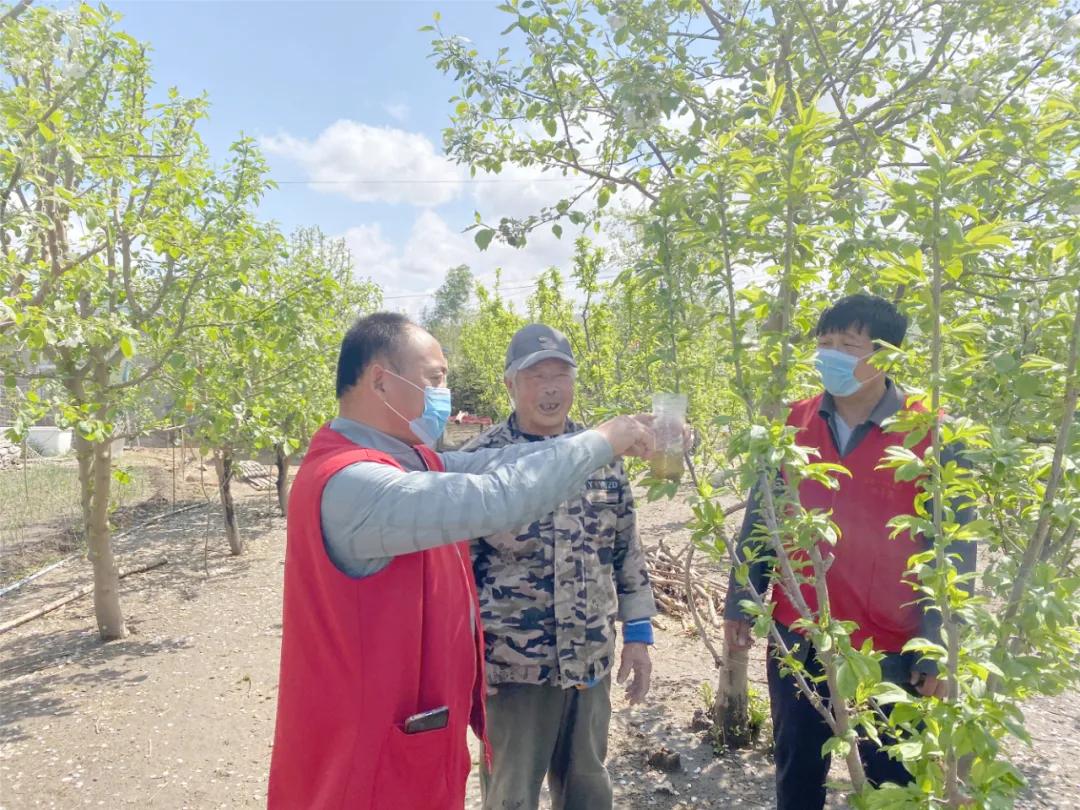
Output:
[622, 619, 655, 645]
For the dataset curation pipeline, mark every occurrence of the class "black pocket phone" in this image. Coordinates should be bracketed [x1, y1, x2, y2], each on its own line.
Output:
[404, 706, 450, 734]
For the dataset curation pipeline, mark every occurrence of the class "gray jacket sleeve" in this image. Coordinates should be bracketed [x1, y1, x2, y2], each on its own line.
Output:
[439, 439, 557, 474]
[321, 430, 614, 571]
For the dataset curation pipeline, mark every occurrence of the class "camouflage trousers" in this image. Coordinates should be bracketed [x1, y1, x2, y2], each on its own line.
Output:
[480, 678, 613, 810]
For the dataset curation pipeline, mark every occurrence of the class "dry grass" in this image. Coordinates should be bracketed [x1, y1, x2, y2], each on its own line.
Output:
[0, 459, 155, 584]
[0, 461, 83, 531]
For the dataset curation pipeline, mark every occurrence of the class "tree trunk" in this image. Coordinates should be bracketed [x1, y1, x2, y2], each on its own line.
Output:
[74, 430, 94, 535]
[215, 449, 243, 555]
[713, 639, 751, 748]
[274, 443, 290, 517]
[77, 431, 126, 640]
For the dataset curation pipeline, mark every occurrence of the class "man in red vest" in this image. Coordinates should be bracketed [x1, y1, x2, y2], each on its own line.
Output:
[723, 294, 975, 810]
[268, 312, 655, 810]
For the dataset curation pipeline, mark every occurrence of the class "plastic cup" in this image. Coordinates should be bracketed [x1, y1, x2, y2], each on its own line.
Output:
[649, 392, 688, 482]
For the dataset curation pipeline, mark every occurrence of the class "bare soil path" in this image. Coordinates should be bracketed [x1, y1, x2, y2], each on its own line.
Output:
[1, 481, 1077, 808]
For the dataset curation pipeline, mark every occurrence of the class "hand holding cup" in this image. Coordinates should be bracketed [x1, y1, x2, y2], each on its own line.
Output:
[594, 415, 656, 459]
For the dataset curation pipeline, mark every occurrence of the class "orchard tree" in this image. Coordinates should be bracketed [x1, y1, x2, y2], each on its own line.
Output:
[451, 276, 524, 418]
[422, 264, 475, 344]
[1, 2, 271, 639]
[424, 263, 480, 413]
[433, 0, 1079, 803]
[165, 223, 286, 555]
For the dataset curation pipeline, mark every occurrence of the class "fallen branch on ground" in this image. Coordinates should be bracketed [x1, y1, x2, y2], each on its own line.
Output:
[0, 502, 207, 598]
[0, 557, 169, 634]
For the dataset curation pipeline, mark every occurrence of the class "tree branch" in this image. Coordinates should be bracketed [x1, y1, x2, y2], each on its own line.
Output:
[793, 0, 867, 157]
[696, 0, 731, 38]
[0, 0, 32, 30]
[998, 291, 1080, 630]
[850, 21, 957, 126]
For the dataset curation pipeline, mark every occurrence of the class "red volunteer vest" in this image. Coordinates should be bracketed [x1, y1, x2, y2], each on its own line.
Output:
[771, 395, 932, 652]
[268, 425, 489, 810]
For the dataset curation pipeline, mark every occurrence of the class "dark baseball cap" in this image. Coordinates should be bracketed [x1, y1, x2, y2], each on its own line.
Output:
[505, 324, 577, 373]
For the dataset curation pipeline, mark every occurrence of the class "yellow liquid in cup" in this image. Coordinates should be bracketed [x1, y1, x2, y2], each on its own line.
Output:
[650, 449, 684, 482]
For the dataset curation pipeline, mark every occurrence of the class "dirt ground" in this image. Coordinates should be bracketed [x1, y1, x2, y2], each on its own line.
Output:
[1, 450, 1078, 809]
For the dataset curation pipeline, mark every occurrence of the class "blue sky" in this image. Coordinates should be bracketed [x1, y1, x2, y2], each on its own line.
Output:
[108, 1, 591, 311]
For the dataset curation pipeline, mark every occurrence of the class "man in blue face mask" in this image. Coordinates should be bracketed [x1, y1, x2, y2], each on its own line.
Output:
[721, 294, 976, 810]
[269, 312, 657, 810]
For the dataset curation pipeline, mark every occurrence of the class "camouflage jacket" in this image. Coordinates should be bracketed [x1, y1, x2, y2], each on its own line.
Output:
[462, 415, 657, 687]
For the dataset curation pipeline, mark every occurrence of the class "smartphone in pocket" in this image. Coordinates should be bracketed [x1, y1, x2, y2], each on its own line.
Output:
[404, 706, 449, 734]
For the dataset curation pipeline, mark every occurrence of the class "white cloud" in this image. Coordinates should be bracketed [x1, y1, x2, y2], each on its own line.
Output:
[260, 120, 463, 206]
[342, 223, 401, 278]
[343, 210, 593, 316]
[472, 164, 586, 222]
[384, 102, 410, 123]
[466, 109, 660, 222]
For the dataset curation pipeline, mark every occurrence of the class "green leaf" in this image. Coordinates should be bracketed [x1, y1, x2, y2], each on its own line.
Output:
[964, 223, 1012, 249]
[543, 118, 558, 137]
[992, 353, 1018, 374]
[769, 82, 786, 119]
[892, 740, 923, 760]
[870, 682, 913, 705]
[1014, 374, 1040, 397]
[836, 660, 858, 698]
[901, 638, 946, 659]
[119, 335, 135, 359]
[551, 223, 563, 239]
[822, 736, 852, 759]
[474, 229, 495, 250]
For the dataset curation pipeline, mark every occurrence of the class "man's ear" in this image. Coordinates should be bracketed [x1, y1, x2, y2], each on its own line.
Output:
[370, 363, 388, 395]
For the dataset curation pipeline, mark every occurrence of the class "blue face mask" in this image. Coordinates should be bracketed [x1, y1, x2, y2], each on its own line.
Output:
[815, 348, 874, 397]
[382, 369, 452, 448]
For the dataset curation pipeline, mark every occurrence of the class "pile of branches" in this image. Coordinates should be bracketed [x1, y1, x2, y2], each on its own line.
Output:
[645, 543, 728, 629]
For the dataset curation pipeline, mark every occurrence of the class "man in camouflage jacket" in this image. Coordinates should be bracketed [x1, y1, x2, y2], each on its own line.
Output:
[462, 324, 657, 810]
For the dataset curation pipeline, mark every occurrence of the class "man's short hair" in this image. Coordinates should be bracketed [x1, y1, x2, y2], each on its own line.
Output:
[335, 312, 414, 398]
[815, 294, 908, 349]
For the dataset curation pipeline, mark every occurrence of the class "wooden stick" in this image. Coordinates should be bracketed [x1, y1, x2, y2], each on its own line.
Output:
[0, 557, 168, 634]
[684, 542, 722, 666]
[648, 575, 689, 589]
[704, 590, 720, 627]
[655, 593, 681, 614]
